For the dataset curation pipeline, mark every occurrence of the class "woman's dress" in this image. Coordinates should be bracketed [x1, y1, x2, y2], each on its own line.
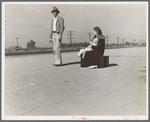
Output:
[80, 35, 105, 67]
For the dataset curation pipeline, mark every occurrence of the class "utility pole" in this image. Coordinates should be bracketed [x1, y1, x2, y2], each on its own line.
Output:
[106, 35, 108, 48]
[67, 31, 74, 45]
[15, 37, 19, 47]
[87, 32, 92, 41]
[133, 39, 136, 45]
[122, 38, 125, 47]
[117, 37, 119, 46]
[134, 39, 136, 44]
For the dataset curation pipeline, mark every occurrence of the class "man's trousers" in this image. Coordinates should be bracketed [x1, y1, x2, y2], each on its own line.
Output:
[52, 33, 62, 65]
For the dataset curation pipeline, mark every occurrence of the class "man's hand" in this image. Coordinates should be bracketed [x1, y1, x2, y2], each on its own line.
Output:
[58, 35, 62, 42]
[49, 38, 52, 43]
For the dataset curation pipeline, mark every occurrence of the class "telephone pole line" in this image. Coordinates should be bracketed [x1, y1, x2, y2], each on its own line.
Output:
[87, 32, 92, 41]
[122, 38, 125, 47]
[117, 37, 119, 46]
[133, 39, 136, 44]
[15, 37, 19, 47]
[67, 31, 74, 45]
[106, 35, 109, 48]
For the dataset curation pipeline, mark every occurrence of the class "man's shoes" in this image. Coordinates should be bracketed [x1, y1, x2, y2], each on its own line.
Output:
[55, 64, 62, 66]
[53, 64, 62, 67]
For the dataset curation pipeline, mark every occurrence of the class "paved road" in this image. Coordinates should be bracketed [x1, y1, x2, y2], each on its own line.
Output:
[5, 47, 147, 116]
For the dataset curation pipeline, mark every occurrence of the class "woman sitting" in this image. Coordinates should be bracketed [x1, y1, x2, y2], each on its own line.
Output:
[80, 27, 105, 68]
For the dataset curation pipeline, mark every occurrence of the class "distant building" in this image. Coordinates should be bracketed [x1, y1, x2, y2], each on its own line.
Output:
[7, 46, 22, 52]
[8, 46, 17, 51]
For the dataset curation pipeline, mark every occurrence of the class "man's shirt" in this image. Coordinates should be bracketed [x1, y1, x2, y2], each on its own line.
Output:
[53, 16, 58, 31]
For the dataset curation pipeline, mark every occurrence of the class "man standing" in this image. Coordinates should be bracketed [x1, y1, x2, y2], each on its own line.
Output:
[49, 7, 65, 66]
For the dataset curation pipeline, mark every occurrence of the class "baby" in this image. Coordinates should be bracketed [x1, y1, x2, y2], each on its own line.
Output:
[78, 37, 98, 57]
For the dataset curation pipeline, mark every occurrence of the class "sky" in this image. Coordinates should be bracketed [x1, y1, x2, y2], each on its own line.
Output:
[4, 2, 147, 48]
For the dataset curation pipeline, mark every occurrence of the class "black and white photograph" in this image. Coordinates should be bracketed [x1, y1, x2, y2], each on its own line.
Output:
[1, 1, 148, 120]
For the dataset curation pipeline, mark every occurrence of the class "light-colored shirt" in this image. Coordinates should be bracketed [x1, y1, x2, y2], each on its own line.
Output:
[53, 16, 58, 31]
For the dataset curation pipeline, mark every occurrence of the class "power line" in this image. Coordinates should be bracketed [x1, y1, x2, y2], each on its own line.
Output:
[67, 31, 74, 45]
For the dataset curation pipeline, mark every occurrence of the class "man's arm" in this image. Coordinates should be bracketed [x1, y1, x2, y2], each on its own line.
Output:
[49, 19, 53, 39]
[59, 17, 65, 36]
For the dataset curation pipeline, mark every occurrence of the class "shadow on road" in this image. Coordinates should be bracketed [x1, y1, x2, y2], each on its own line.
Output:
[61, 61, 81, 66]
[61, 62, 118, 68]
[105, 63, 118, 68]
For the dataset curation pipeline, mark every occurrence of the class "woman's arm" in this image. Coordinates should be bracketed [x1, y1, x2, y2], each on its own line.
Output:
[90, 41, 97, 46]
[92, 37, 105, 51]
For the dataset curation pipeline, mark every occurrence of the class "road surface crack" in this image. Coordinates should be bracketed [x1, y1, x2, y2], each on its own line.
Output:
[20, 106, 40, 116]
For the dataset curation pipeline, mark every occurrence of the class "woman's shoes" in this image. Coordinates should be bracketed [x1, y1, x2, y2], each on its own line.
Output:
[88, 65, 98, 69]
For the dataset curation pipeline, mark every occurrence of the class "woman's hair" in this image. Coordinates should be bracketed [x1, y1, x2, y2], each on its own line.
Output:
[93, 27, 102, 35]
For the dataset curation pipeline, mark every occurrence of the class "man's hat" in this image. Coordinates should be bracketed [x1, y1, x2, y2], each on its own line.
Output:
[51, 7, 60, 13]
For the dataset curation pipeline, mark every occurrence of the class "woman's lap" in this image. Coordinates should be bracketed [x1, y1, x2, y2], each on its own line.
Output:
[81, 51, 93, 67]
[80, 51, 103, 67]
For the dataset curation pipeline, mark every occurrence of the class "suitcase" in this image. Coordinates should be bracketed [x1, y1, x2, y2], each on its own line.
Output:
[98, 56, 109, 68]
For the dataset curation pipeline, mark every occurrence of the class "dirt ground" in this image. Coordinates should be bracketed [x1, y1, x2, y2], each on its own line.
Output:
[4, 47, 147, 117]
